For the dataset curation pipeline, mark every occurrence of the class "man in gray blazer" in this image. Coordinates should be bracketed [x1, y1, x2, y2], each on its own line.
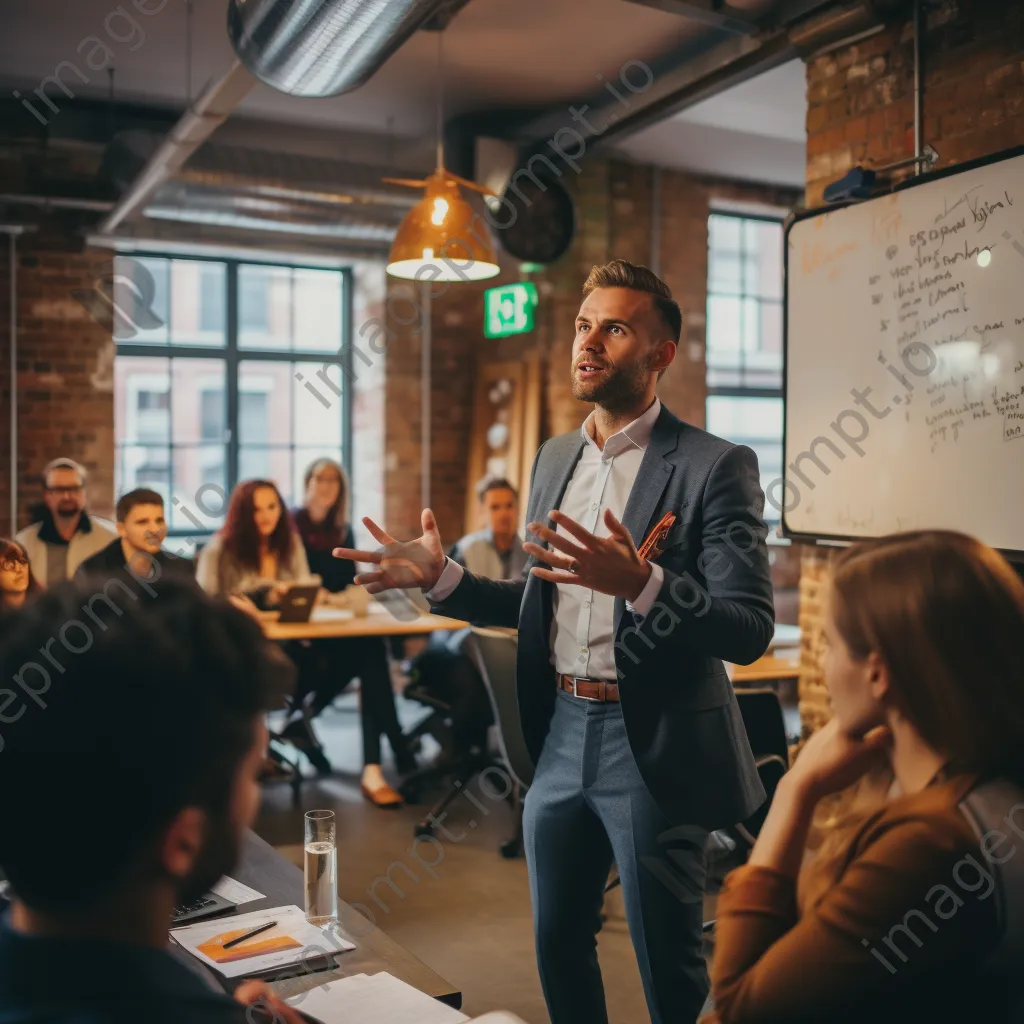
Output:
[336, 259, 774, 1024]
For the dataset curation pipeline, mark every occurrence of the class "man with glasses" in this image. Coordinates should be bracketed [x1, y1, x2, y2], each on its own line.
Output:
[15, 458, 116, 586]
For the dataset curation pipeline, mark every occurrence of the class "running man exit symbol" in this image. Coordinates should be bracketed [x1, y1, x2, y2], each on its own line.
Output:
[484, 282, 538, 338]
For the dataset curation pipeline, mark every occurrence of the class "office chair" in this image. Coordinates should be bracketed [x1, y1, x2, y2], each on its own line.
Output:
[732, 687, 790, 845]
[399, 643, 505, 843]
[464, 628, 535, 858]
[958, 776, 1024, 1005]
[605, 688, 791, 918]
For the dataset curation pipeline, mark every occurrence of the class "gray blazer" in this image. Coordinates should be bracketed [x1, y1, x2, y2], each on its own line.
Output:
[431, 404, 775, 830]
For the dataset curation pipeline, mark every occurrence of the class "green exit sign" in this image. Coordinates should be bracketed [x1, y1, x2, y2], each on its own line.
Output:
[484, 282, 538, 339]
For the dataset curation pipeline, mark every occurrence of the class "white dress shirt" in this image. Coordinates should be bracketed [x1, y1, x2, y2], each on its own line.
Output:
[428, 398, 665, 681]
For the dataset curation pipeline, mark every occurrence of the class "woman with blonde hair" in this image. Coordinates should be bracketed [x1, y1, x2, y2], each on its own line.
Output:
[708, 530, 1024, 1022]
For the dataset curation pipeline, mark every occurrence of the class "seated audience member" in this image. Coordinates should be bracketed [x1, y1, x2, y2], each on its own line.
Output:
[708, 530, 1024, 1024]
[15, 458, 116, 586]
[449, 477, 527, 579]
[292, 458, 415, 807]
[0, 579, 305, 1023]
[75, 488, 194, 583]
[0, 538, 40, 613]
[293, 457, 359, 592]
[196, 480, 313, 602]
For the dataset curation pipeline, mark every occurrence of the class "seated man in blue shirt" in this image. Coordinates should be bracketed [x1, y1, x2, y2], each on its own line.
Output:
[0, 579, 303, 1023]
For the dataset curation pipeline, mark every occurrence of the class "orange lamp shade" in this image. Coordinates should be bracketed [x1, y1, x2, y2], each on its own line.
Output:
[386, 172, 500, 281]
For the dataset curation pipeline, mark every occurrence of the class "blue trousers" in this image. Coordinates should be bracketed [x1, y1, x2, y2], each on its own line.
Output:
[523, 689, 709, 1024]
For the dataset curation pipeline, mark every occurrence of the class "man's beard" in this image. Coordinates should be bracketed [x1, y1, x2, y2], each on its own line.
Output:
[176, 816, 240, 905]
[55, 503, 80, 519]
[571, 354, 652, 412]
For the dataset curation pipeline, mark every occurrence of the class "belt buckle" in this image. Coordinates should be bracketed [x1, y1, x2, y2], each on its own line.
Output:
[572, 677, 600, 702]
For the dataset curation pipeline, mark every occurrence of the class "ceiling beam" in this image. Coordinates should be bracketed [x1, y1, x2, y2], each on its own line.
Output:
[622, 0, 764, 35]
[511, 0, 847, 155]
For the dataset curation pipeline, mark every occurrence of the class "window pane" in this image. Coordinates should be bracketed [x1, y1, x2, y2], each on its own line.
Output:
[708, 253, 742, 296]
[117, 443, 171, 500]
[294, 364, 343, 447]
[709, 214, 741, 252]
[294, 269, 343, 352]
[239, 265, 291, 349]
[706, 296, 742, 365]
[116, 356, 170, 445]
[114, 256, 169, 345]
[706, 396, 783, 518]
[171, 446, 227, 531]
[168, 260, 226, 348]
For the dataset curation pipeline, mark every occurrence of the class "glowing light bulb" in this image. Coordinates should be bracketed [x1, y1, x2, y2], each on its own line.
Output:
[430, 198, 449, 226]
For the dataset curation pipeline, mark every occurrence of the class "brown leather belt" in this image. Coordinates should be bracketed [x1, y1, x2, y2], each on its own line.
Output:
[557, 673, 620, 702]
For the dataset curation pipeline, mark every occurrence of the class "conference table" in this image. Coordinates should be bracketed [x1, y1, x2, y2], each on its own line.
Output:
[260, 603, 469, 642]
[231, 830, 463, 1008]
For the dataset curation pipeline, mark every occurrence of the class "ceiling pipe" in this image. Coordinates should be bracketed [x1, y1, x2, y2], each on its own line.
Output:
[95, 61, 256, 236]
[227, 0, 452, 98]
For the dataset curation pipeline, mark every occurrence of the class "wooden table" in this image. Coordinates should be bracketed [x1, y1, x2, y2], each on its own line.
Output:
[730, 652, 800, 685]
[260, 604, 469, 642]
[234, 830, 462, 1008]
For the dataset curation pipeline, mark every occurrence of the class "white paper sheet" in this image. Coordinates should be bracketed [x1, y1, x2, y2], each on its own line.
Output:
[170, 905, 353, 979]
[286, 971, 469, 1024]
[211, 875, 265, 905]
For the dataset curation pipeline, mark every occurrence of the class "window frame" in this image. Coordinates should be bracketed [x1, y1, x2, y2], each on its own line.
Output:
[705, 210, 785, 524]
[114, 252, 354, 539]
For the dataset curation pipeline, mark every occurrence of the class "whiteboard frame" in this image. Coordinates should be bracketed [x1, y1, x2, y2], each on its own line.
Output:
[781, 141, 1024, 562]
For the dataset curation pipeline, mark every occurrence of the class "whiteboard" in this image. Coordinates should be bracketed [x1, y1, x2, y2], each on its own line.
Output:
[783, 146, 1024, 554]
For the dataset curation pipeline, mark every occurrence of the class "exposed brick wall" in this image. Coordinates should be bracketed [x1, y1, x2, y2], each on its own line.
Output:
[797, 0, 1024, 731]
[0, 228, 114, 535]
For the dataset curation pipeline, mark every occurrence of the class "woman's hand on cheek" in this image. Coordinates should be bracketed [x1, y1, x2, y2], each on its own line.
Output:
[789, 718, 893, 802]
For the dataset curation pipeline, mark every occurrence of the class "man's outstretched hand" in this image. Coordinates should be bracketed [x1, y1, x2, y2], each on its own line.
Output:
[332, 508, 446, 593]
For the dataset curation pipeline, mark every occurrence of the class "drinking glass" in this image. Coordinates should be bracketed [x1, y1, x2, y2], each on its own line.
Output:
[304, 809, 338, 925]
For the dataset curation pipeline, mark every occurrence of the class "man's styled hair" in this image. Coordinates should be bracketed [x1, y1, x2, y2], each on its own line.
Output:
[476, 477, 518, 502]
[582, 259, 682, 343]
[0, 580, 294, 913]
[41, 457, 86, 487]
[116, 488, 165, 522]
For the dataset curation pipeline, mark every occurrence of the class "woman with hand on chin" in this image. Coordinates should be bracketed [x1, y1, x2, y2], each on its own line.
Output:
[708, 530, 1024, 1024]
[0, 538, 39, 613]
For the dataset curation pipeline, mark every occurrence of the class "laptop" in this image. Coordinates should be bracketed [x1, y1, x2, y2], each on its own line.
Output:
[276, 583, 321, 623]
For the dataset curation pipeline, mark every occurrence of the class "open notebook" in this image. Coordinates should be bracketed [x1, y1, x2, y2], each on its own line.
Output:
[285, 972, 468, 1024]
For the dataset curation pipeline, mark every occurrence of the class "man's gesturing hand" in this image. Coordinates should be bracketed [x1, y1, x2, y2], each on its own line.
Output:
[332, 509, 446, 593]
[524, 508, 652, 602]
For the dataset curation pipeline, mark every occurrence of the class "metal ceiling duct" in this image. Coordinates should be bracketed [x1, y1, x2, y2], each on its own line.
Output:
[227, 0, 450, 98]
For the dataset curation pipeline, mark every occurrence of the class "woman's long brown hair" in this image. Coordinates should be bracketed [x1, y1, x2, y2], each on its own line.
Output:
[218, 480, 295, 590]
[831, 529, 1024, 780]
[799, 530, 1024, 910]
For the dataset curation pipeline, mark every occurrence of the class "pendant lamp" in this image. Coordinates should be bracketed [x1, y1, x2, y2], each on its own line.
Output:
[385, 32, 499, 281]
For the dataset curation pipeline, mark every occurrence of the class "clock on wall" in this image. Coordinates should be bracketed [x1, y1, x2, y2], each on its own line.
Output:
[492, 162, 576, 265]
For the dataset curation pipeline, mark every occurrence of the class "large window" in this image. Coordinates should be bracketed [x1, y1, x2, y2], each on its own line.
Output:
[705, 212, 784, 520]
[114, 255, 351, 536]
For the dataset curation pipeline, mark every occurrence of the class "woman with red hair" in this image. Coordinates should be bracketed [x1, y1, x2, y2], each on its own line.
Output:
[196, 480, 311, 599]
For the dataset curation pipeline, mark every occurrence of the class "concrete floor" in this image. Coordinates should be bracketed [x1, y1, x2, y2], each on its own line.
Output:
[255, 692, 720, 1023]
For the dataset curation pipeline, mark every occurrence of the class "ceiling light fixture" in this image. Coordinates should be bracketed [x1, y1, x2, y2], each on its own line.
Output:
[384, 30, 499, 281]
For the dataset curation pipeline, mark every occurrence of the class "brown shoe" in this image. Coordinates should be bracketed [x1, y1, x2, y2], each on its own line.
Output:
[361, 781, 403, 809]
